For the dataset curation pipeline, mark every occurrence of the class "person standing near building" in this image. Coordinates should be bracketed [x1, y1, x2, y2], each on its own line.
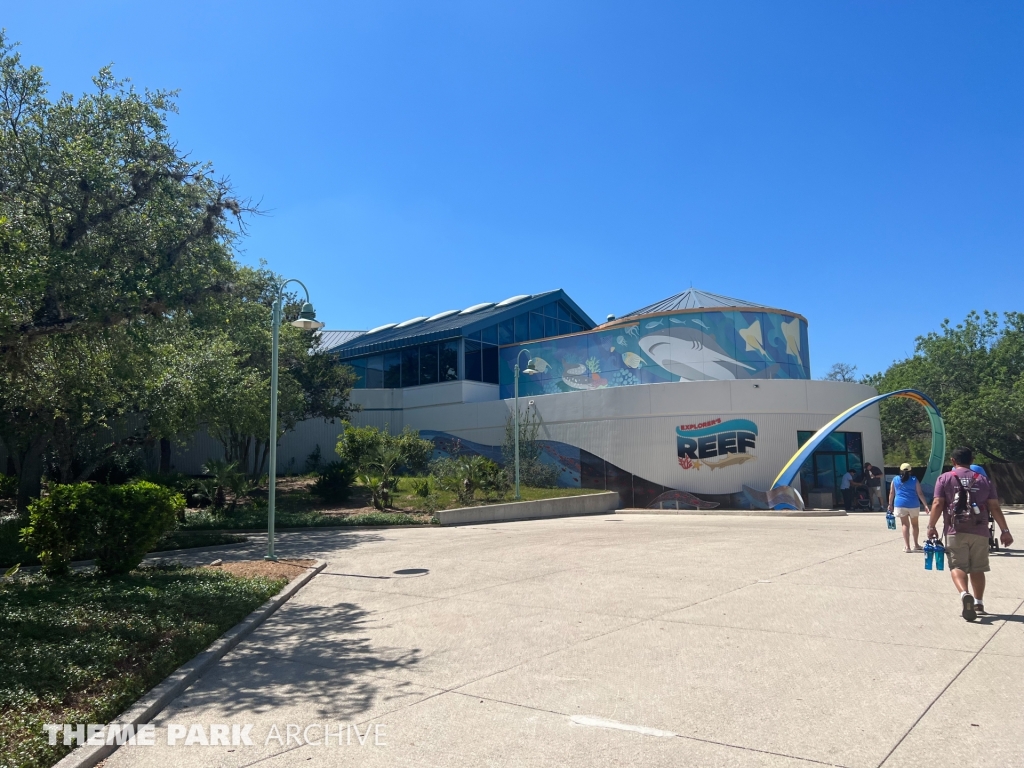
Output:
[863, 462, 884, 510]
[927, 447, 1014, 621]
[888, 463, 927, 552]
[840, 468, 855, 511]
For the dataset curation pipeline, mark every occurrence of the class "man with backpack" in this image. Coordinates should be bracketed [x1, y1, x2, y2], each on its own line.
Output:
[927, 447, 1014, 621]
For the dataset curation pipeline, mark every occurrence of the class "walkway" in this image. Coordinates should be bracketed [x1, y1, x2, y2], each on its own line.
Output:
[108, 513, 1023, 767]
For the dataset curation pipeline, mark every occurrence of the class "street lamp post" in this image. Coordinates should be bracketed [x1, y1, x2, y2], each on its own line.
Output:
[266, 279, 323, 561]
[513, 349, 538, 500]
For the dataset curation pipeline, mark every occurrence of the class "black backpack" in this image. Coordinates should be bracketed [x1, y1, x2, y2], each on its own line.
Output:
[946, 471, 982, 521]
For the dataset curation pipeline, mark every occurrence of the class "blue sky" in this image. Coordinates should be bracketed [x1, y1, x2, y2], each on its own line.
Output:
[6, 1, 1023, 377]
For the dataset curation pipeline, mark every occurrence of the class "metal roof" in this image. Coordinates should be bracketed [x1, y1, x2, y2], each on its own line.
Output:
[620, 288, 783, 318]
[315, 330, 365, 352]
[330, 290, 595, 359]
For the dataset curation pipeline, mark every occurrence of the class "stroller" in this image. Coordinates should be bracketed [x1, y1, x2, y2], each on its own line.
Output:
[851, 485, 872, 511]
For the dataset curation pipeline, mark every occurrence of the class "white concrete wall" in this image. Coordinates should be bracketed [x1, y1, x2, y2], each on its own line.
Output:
[164, 378, 882, 493]
[392, 379, 881, 495]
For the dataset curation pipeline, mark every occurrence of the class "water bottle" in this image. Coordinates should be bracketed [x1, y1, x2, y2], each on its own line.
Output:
[924, 540, 934, 570]
[886, 510, 896, 530]
[935, 539, 945, 571]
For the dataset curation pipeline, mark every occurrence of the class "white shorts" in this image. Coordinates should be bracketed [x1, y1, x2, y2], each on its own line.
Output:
[894, 507, 920, 518]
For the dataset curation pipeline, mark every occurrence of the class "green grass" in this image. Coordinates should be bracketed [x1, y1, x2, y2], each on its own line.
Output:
[390, 481, 605, 513]
[0, 567, 286, 768]
[177, 482, 604, 530]
[178, 506, 431, 530]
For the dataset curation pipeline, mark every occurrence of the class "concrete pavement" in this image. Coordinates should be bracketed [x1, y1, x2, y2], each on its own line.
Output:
[107, 513, 1024, 768]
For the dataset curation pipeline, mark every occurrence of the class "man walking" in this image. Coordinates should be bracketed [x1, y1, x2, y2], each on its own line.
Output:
[863, 462, 884, 511]
[927, 447, 1014, 621]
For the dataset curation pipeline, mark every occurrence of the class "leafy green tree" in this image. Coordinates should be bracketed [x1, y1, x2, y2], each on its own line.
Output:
[0, 33, 245, 349]
[0, 37, 357, 503]
[867, 311, 1024, 464]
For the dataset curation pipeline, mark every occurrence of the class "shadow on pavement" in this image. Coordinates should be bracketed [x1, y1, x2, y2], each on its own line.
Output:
[180, 601, 423, 721]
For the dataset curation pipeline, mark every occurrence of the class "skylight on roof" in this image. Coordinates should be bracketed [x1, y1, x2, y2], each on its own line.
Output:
[496, 294, 531, 307]
[394, 316, 428, 328]
[365, 322, 397, 335]
[459, 302, 495, 315]
[426, 309, 460, 322]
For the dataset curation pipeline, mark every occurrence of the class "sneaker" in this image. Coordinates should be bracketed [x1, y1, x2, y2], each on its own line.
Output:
[961, 593, 977, 622]
[975, 602, 987, 616]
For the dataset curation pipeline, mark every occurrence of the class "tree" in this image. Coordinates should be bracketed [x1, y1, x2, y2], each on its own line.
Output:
[0, 37, 357, 504]
[501, 408, 559, 488]
[190, 265, 358, 479]
[0, 33, 248, 506]
[822, 363, 859, 382]
[866, 311, 1024, 464]
[0, 33, 247, 350]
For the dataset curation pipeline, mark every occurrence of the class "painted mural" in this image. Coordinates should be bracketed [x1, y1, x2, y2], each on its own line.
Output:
[498, 310, 810, 399]
[420, 429, 756, 510]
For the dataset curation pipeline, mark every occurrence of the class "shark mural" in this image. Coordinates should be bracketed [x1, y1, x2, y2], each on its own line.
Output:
[499, 309, 810, 399]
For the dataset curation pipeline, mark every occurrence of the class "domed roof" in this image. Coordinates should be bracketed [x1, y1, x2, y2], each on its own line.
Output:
[620, 288, 786, 318]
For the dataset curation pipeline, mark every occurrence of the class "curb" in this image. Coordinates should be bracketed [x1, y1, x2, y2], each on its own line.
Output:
[52, 558, 327, 768]
[145, 540, 251, 558]
[179, 523, 437, 534]
[18, 540, 252, 575]
[437, 492, 620, 526]
[616, 508, 848, 517]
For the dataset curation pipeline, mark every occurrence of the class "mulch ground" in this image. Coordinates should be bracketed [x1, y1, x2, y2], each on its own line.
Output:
[202, 558, 316, 580]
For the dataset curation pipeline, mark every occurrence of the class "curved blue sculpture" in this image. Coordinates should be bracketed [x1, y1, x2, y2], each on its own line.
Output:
[771, 388, 946, 499]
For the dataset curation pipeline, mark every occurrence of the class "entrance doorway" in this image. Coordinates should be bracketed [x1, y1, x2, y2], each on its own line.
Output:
[798, 430, 863, 507]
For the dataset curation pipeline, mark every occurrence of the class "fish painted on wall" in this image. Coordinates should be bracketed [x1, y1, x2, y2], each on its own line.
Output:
[561, 359, 607, 389]
[738, 320, 768, 357]
[701, 453, 756, 470]
[529, 356, 552, 372]
[621, 351, 645, 369]
[639, 327, 756, 381]
[781, 317, 801, 357]
[645, 320, 664, 329]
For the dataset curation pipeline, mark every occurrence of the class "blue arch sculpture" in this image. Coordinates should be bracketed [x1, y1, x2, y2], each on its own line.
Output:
[771, 388, 946, 500]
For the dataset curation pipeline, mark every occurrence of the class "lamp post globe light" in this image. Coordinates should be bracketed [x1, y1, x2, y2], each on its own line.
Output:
[513, 349, 538, 500]
[266, 280, 324, 561]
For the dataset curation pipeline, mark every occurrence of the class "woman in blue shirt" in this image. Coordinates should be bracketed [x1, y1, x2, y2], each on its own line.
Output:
[888, 462, 929, 552]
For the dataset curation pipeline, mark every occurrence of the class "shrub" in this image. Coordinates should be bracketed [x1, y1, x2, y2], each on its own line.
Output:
[22, 484, 98, 576]
[91, 482, 183, 575]
[359, 444, 404, 510]
[411, 476, 432, 497]
[22, 481, 183, 577]
[336, 425, 433, 475]
[431, 455, 506, 506]
[310, 460, 356, 504]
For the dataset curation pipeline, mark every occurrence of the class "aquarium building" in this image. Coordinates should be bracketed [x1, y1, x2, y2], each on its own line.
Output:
[306, 287, 882, 509]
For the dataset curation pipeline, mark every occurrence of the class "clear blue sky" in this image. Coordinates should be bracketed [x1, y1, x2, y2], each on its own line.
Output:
[6, 1, 1023, 377]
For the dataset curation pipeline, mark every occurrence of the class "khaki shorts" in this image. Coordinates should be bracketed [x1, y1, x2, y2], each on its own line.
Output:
[944, 533, 990, 574]
[894, 507, 920, 518]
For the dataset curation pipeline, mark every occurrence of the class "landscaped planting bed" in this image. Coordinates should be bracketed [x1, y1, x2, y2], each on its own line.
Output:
[0, 566, 287, 768]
